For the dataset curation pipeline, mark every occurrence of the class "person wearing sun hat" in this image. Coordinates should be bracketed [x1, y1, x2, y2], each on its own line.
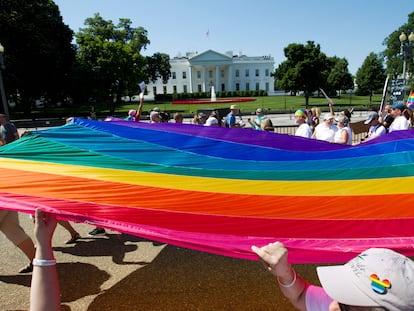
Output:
[294, 109, 312, 138]
[251, 241, 414, 311]
[225, 104, 245, 128]
[389, 102, 409, 132]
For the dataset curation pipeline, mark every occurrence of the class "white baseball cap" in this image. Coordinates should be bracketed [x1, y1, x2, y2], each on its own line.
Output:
[323, 113, 334, 121]
[317, 248, 414, 310]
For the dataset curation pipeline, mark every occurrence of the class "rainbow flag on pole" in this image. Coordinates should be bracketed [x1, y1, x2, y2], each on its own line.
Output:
[407, 90, 414, 109]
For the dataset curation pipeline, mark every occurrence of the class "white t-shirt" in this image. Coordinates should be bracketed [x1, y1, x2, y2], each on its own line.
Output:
[305, 285, 333, 311]
[389, 116, 409, 132]
[204, 116, 218, 126]
[295, 123, 312, 138]
[367, 124, 386, 138]
[333, 126, 352, 145]
[313, 123, 338, 142]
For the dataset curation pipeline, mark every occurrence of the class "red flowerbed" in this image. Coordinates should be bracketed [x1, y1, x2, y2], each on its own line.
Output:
[172, 98, 256, 105]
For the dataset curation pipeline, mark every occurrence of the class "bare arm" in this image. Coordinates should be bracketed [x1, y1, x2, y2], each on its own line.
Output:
[134, 93, 144, 122]
[252, 242, 308, 311]
[329, 102, 334, 116]
[30, 208, 60, 311]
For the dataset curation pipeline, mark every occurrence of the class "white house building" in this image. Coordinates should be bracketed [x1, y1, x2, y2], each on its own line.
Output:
[146, 50, 275, 99]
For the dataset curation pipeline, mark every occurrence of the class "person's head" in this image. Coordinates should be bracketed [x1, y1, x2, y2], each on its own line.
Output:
[311, 107, 321, 118]
[384, 104, 392, 114]
[173, 112, 183, 123]
[364, 111, 379, 126]
[0, 114, 7, 125]
[150, 110, 161, 123]
[230, 104, 239, 114]
[317, 248, 414, 311]
[160, 111, 170, 122]
[256, 108, 264, 116]
[260, 118, 274, 131]
[323, 113, 334, 126]
[294, 109, 307, 125]
[197, 112, 207, 124]
[391, 102, 405, 117]
[128, 109, 137, 117]
[335, 115, 349, 128]
[341, 109, 352, 120]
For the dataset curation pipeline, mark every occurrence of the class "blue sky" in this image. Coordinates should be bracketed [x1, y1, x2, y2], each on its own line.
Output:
[54, 0, 413, 75]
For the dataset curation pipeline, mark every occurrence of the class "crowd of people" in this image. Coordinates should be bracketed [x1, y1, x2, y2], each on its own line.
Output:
[119, 98, 414, 150]
[127, 99, 413, 147]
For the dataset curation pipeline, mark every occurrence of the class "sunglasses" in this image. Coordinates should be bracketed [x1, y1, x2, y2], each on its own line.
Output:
[339, 303, 388, 311]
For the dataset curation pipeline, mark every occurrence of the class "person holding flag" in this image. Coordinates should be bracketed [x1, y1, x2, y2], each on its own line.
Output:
[134, 81, 145, 122]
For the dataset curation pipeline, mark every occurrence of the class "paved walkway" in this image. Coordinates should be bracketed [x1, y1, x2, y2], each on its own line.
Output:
[0, 214, 321, 310]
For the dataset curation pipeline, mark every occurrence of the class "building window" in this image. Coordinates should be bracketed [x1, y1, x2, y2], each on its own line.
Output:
[208, 70, 213, 78]
[256, 82, 260, 91]
[236, 83, 240, 91]
[235, 69, 239, 77]
[172, 72, 176, 79]
[173, 85, 177, 93]
[153, 86, 157, 95]
[255, 69, 259, 77]
[197, 71, 201, 79]
[183, 85, 187, 93]
[221, 70, 225, 78]
[197, 84, 202, 92]
[265, 82, 269, 92]
[245, 69, 249, 77]
[265, 69, 270, 77]
[163, 86, 167, 94]
[182, 71, 186, 79]
[221, 83, 225, 91]
[246, 83, 250, 91]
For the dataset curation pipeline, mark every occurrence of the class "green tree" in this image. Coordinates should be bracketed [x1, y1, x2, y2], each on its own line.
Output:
[274, 41, 330, 108]
[0, 0, 75, 115]
[382, 11, 414, 86]
[327, 57, 354, 94]
[73, 13, 170, 114]
[146, 52, 171, 84]
[355, 53, 385, 105]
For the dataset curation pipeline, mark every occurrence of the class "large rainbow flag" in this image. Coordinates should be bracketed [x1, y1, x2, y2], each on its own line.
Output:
[1, 118, 413, 263]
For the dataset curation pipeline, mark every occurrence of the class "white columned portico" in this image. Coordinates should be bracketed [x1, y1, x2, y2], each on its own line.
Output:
[228, 65, 233, 91]
[188, 65, 193, 93]
[202, 65, 207, 92]
[215, 65, 220, 92]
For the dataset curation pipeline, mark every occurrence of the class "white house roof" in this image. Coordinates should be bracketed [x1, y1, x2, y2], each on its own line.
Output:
[189, 50, 232, 65]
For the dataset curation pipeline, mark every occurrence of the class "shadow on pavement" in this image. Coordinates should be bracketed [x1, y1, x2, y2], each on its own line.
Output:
[86, 245, 321, 311]
[53, 233, 148, 265]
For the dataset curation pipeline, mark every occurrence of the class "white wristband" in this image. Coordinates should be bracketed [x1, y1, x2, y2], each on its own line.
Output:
[277, 269, 297, 288]
[33, 259, 56, 267]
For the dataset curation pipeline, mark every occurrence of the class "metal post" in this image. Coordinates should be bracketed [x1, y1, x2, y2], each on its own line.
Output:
[399, 32, 414, 85]
[0, 46, 10, 119]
